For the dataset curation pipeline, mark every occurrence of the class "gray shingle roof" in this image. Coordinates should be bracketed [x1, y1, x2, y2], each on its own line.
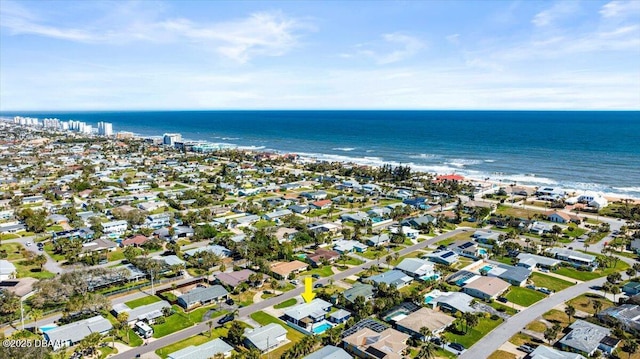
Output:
[558, 320, 610, 354]
[178, 285, 229, 307]
[244, 323, 288, 352]
[44, 315, 112, 348]
[167, 338, 234, 359]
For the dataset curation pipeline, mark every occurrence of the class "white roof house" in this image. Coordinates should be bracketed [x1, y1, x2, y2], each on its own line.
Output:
[0, 259, 17, 280]
[167, 338, 234, 359]
[43, 315, 113, 351]
[244, 323, 288, 353]
[395, 258, 438, 280]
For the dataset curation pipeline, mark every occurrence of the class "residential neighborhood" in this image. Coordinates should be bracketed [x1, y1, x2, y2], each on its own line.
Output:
[1, 119, 639, 359]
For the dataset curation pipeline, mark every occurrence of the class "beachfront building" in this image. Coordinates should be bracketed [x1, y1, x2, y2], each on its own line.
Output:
[167, 338, 234, 359]
[395, 307, 455, 341]
[244, 323, 288, 353]
[43, 315, 113, 351]
[163, 133, 182, 146]
[283, 298, 333, 335]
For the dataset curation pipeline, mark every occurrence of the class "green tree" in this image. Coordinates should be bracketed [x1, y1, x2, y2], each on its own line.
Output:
[622, 340, 639, 359]
[592, 299, 603, 314]
[226, 321, 245, 346]
[565, 304, 576, 324]
[415, 342, 436, 359]
[30, 309, 43, 334]
[78, 332, 102, 356]
[33, 254, 47, 270]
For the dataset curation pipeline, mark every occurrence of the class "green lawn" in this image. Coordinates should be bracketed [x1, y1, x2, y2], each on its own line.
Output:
[15, 262, 55, 279]
[444, 316, 503, 348]
[125, 295, 161, 309]
[151, 304, 226, 338]
[488, 350, 516, 359]
[529, 273, 574, 292]
[489, 301, 519, 315]
[0, 242, 26, 260]
[359, 248, 388, 260]
[274, 298, 298, 309]
[43, 243, 66, 261]
[107, 249, 125, 262]
[553, 257, 629, 281]
[299, 265, 334, 278]
[250, 311, 305, 359]
[567, 293, 613, 314]
[504, 287, 546, 307]
[155, 328, 229, 358]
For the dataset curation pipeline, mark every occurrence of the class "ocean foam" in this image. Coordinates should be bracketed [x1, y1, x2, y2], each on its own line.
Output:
[221, 137, 240, 140]
[484, 159, 496, 163]
[237, 145, 266, 150]
[332, 147, 356, 152]
[409, 153, 439, 159]
[445, 159, 483, 167]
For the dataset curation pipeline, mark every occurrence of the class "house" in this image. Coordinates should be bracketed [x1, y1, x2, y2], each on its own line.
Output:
[311, 199, 332, 210]
[216, 269, 258, 288]
[80, 238, 118, 256]
[167, 338, 234, 359]
[43, 315, 113, 351]
[111, 300, 171, 325]
[403, 197, 430, 209]
[102, 220, 128, 235]
[152, 255, 185, 268]
[597, 304, 640, 334]
[448, 241, 488, 259]
[177, 285, 229, 309]
[367, 270, 413, 289]
[402, 215, 437, 229]
[22, 195, 44, 204]
[262, 209, 293, 221]
[329, 309, 351, 324]
[630, 238, 640, 254]
[333, 239, 368, 254]
[274, 227, 298, 243]
[389, 226, 420, 240]
[342, 283, 375, 304]
[244, 323, 288, 353]
[472, 230, 501, 244]
[0, 260, 17, 280]
[482, 263, 532, 287]
[308, 248, 340, 267]
[546, 211, 582, 224]
[547, 248, 596, 268]
[145, 213, 172, 229]
[395, 258, 438, 281]
[366, 233, 390, 247]
[341, 212, 370, 224]
[461, 276, 510, 300]
[121, 235, 150, 247]
[289, 204, 310, 214]
[530, 221, 554, 234]
[528, 346, 586, 359]
[424, 290, 474, 314]
[342, 327, 409, 359]
[516, 253, 561, 270]
[283, 298, 333, 334]
[303, 345, 352, 359]
[367, 207, 391, 218]
[0, 223, 26, 234]
[426, 250, 459, 266]
[395, 307, 455, 340]
[300, 191, 328, 200]
[463, 200, 495, 214]
[183, 245, 231, 258]
[270, 260, 308, 279]
[623, 282, 640, 296]
[558, 320, 616, 356]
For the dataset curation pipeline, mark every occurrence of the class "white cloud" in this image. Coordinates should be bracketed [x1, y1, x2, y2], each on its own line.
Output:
[350, 32, 425, 65]
[0, 2, 309, 63]
[532, 2, 580, 27]
[600, 0, 640, 18]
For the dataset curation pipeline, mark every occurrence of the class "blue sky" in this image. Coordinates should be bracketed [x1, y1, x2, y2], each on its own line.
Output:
[1, 0, 639, 110]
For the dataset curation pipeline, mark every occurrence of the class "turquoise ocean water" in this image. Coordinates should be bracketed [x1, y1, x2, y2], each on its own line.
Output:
[2, 110, 639, 198]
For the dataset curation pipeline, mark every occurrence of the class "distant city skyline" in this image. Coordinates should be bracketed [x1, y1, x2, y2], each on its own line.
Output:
[1, 0, 639, 111]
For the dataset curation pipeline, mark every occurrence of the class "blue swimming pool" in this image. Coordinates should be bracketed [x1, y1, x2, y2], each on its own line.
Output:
[312, 323, 332, 334]
[480, 265, 493, 272]
[40, 324, 57, 333]
[479, 248, 488, 255]
[424, 296, 434, 304]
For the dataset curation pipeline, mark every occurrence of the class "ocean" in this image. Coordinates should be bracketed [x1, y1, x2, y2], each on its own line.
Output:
[2, 110, 640, 198]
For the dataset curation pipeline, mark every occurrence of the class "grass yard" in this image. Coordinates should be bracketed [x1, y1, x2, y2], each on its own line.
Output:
[529, 273, 574, 292]
[509, 332, 537, 346]
[341, 257, 364, 266]
[125, 295, 161, 309]
[299, 265, 335, 278]
[15, 262, 55, 279]
[274, 298, 297, 309]
[488, 350, 516, 359]
[567, 293, 613, 315]
[232, 290, 256, 307]
[155, 327, 230, 358]
[496, 204, 546, 219]
[107, 249, 125, 262]
[390, 250, 426, 266]
[444, 316, 503, 349]
[525, 321, 548, 333]
[490, 301, 519, 315]
[543, 309, 571, 327]
[553, 257, 629, 281]
[250, 311, 305, 359]
[153, 311, 194, 338]
[504, 287, 546, 307]
[0, 242, 26, 260]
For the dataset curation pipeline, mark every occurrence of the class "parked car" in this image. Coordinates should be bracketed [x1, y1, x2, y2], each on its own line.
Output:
[218, 314, 234, 325]
[25, 242, 32, 246]
[225, 298, 235, 305]
[38, 247, 44, 251]
[430, 337, 442, 346]
[37, 242, 44, 248]
[519, 345, 535, 353]
[537, 287, 552, 295]
[290, 279, 300, 285]
[312, 274, 320, 279]
[526, 284, 536, 290]
[314, 283, 324, 288]
[449, 343, 465, 351]
[497, 297, 508, 303]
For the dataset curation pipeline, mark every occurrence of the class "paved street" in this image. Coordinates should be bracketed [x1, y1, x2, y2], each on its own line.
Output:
[110, 228, 467, 359]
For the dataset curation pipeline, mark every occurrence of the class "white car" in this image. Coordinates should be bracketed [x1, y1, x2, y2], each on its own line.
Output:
[25, 242, 32, 246]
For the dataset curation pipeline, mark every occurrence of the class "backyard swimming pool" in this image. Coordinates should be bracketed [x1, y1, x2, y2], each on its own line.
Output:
[312, 322, 332, 334]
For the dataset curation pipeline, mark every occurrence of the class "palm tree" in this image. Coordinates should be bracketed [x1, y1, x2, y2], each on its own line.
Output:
[611, 285, 621, 303]
[622, 340, 639, 359]
[30, 308, 43, 334]
[415, 341, 436, 359]
[565, 304, 576, 324]
[592, 299, 603, 314]
[419, 326, 432, 342]
[117, 312, 129, 343]
[465, 313, 479, 333]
